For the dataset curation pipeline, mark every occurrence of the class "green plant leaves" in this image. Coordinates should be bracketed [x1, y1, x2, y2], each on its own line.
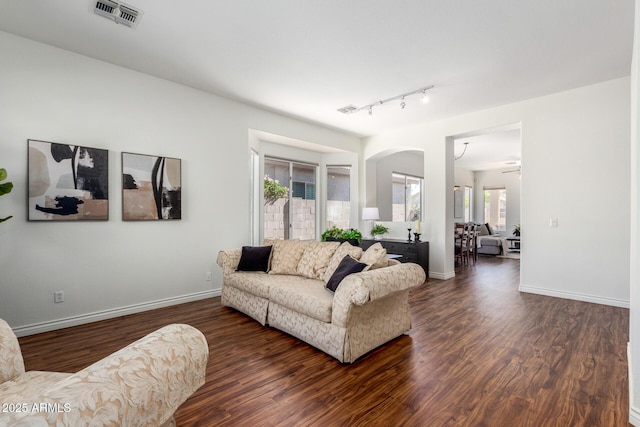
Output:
[264, 174, 288, 205]
[371, 223, 389, 235]
[1, 168, 13, 223]
[0, 168, 12, 196]
[0, 182, 13, 196]
[321, 226, 362, 243]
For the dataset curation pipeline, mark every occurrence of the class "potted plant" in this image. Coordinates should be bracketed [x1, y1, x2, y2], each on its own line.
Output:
[513, 224, 521, 237]
[0, 168, 13, 223]
[321, 226, 362, 246]
[321, 226, 344, 242]
[370, 223, 389, 240]
[341, 228, 363, 245]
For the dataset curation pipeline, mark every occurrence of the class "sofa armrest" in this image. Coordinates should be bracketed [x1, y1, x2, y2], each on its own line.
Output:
[332, 263, 426, 327]
[0, 318, 25, 383]
[216, 248, 242, 275]
[2, 323, 208, 427]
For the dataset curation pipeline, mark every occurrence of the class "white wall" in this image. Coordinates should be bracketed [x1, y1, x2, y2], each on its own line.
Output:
[474, 168, 521, 235]
[0, 32, 361, 334]
[629, 1, 640, 424]
[364, 77, 630, 302]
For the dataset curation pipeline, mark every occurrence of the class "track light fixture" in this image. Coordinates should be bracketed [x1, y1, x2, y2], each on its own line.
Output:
[421, 90, 430, 104]
[337, 85, 434, 116]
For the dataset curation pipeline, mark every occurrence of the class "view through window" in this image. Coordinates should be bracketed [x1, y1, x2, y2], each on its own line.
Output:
[484, 187, 506, 231]
[326, 166, 351, 230]
[264, 158, 317, 240]
[464, 186, 473, 222]
[392, 173, 423, 222]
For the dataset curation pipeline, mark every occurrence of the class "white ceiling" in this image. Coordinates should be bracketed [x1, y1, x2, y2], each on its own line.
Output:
[0, 0, 634, 138]
[454, 125, 521, 172]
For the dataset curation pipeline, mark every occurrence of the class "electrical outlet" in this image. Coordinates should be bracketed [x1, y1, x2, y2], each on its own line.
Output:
[206, 272, 212, 281]
[54, 290, 64, 303]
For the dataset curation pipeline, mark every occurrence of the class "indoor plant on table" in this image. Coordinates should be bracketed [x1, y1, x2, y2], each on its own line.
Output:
[370, 223, 389, 240]
[321, 226, 363, 246]
[512, 224, 521, 237]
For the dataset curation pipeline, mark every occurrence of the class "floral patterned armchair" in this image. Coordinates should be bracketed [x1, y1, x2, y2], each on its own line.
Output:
[0, 319, 208, 426]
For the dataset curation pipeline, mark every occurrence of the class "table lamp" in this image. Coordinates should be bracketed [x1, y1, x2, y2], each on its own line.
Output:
[362, 207, 380, 237]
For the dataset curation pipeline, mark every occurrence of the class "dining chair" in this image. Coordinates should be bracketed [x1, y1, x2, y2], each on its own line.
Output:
[454, 223, 467, 265]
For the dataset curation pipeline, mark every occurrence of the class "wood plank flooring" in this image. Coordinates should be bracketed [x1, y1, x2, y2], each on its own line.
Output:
[18, 257, 630, 426]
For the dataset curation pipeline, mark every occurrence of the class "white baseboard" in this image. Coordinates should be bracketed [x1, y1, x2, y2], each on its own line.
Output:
[429, 270, 455, 280]
[519, 285, 629, 308]
[630, 343, 640, 426]
[13, 289, 220, 337]
[632, 404, 640, 426]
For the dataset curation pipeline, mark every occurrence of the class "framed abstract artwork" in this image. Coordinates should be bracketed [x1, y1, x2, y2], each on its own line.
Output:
[121, 152, 182, 220]
[28, 139, 109, 221]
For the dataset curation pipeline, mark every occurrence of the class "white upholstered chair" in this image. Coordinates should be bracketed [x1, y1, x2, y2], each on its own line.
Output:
[0, 319, 208, 426]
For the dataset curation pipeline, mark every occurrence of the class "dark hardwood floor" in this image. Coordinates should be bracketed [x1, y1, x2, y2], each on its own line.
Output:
[18, 257, 630, 426]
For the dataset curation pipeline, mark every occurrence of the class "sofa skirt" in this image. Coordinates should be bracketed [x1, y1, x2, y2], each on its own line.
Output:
[268, 291, 412, 364]
[268, 301, 348, 362]
[221, 285, 269, 326]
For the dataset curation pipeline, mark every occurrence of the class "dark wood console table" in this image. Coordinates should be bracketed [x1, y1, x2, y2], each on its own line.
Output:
[360, 239, 429, 278]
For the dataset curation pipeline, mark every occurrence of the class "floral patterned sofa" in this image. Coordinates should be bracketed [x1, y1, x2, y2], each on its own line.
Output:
[0, 320, 208, 427]
[217, 240, 426, 363]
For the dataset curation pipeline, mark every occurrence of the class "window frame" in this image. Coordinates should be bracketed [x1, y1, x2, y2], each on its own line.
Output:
[392, 172, 424, 222]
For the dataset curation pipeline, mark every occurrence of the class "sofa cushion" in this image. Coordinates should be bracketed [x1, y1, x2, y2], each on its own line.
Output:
[296, 241, 341, 279]
[236, 245, 273, 272]
[322, 242, 363, 283]
[359, 242, 387, 270]
[269, 279, 334, 323]
[479, 237, 501, 246]
[225, 271, 290, 299]
[268, 240, 312, 275]
[326, 255, 368, 292]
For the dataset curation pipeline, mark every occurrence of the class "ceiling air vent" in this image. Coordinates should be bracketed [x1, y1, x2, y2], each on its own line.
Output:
[337, 105, 359, 114]
[93, 0, 143, 28]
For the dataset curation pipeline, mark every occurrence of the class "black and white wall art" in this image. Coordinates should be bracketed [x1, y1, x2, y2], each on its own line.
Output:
[122, 152, 181, 220]
[28, 139, 109, 221]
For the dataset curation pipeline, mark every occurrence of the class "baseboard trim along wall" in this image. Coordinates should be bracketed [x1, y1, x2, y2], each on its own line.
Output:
[630, 343, 640, 426]
[13, 290, 220, 337]
[430, 271, 455, 280]
[519, 285, 630, 309]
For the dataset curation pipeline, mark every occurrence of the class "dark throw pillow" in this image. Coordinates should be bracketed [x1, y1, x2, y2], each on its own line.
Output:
[485, 223, 493, 235]
[325, 255, 367, 292]
[236, 245, 273, 272]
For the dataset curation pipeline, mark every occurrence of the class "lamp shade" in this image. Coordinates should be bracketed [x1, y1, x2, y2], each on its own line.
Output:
[362, 207, 380, 221]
